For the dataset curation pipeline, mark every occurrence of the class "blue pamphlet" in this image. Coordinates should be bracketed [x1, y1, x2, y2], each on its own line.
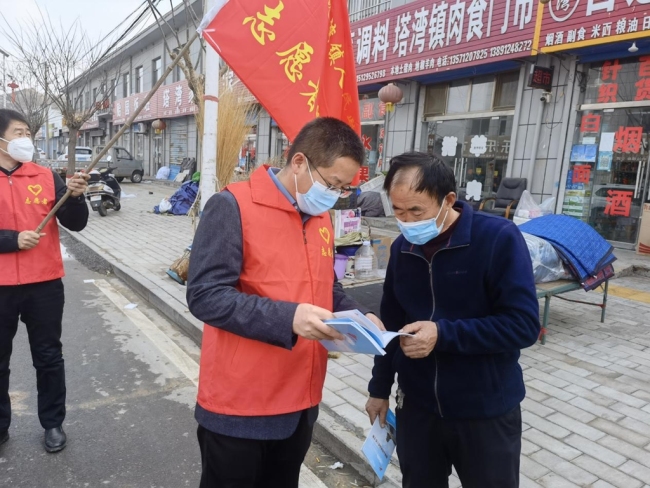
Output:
[362, 409, 397, 480]
[321, 310, 412, 355]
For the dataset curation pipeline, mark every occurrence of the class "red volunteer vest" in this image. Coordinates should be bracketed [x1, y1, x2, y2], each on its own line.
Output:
[196, 166, 334, 416]
[0, 163, 63, 286]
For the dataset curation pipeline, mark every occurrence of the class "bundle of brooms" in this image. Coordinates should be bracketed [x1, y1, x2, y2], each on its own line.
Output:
[167, 75, 255, 285]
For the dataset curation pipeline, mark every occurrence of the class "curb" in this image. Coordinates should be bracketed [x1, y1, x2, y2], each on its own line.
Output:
[61, 228, 203, 345]
[61, 227, 388, 485]
[315, 408, 401, 487]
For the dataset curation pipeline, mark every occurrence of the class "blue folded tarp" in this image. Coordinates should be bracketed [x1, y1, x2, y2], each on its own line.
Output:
[519, 215, 616, 283]
[154, 181, 199, 215]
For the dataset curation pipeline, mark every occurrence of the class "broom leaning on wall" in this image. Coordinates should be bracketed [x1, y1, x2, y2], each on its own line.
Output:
[166, 72, 255, 285]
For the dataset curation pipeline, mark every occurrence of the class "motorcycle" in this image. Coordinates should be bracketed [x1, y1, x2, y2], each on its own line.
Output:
[86, 167, 122, 217]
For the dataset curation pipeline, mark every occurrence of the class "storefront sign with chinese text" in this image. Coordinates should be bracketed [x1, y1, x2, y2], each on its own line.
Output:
[460, 134, 509, 159]
[359, 97, 387, 122]
[80, 112, 100, 130]
[528, 65, 554, 91]
[351, 0, 538, 86]
[589, 57, 650, 104]
[111, 79, 198, 125]
[538, 0, 650, 53]
[604, 189, 633, 217]
[572, 164, 592, 184]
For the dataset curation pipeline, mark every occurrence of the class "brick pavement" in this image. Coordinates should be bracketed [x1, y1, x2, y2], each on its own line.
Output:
[66, 181, 650, 487]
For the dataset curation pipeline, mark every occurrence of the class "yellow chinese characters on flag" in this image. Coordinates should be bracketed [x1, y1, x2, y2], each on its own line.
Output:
[199, 0, 361, 143]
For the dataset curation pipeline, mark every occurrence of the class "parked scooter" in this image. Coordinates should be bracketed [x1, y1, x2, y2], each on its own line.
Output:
[86, 167, 122, 217]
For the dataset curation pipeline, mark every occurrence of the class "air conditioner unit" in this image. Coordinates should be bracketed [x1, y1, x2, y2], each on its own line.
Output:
[133, 123, 148, 134]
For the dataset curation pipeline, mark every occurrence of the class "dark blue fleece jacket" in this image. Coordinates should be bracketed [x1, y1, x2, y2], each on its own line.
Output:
[368, 201, 540, 419]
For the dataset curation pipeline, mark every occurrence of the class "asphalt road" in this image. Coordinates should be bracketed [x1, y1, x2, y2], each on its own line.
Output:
[0, 238, 373, 487]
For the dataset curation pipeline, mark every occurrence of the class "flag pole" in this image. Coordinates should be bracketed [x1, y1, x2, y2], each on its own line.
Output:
[199, 0, 220, 209]
[36, 31, 201, 233]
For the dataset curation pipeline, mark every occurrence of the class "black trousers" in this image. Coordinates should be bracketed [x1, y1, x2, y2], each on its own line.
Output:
[396, 394, 522, 488]
[0, 279, 66, 431]
[197, 411, 313, 488]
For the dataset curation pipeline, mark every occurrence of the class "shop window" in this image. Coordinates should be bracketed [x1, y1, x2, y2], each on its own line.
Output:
[563, 107, 650, 246]
[584, 58, 641, 105]
[425, 115, 513, 199]
[447, 81, 470, 114]
[469, 76, 495, 112]
[493, 72, 519, 110]
[425, 72, 519, 116]
[424, 85, 447, 117]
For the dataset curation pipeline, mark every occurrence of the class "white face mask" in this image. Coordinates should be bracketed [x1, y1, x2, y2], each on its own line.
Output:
[0, 137, 34, 163]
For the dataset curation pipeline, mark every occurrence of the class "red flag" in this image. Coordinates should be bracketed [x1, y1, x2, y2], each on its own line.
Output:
[200, 0, 360, 143]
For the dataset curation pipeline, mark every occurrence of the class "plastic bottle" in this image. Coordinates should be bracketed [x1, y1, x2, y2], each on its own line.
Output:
[354, 241, 378, 280]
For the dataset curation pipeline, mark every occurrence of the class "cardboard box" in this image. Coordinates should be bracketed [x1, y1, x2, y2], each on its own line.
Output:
[637, 203, 650, 255]
[371, 237, 393, 269]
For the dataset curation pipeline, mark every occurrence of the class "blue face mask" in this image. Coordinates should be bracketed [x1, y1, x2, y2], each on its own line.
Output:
[295, 165, 340, 216]
[397, 204, 448, 245]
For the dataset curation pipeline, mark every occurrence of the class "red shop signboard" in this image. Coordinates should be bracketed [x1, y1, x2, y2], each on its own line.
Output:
[351, 0, 539, 86]
[538, 0, 650, 53]
[112, 79, 198, 125]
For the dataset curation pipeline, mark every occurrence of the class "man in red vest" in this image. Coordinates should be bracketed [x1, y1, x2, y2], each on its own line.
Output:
[188, 117, 383, 487]
[0, 109, 89, 453]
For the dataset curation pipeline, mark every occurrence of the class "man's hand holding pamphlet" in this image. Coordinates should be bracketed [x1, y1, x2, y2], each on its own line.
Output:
[321, 310, 413, 355]
[362, 409, 397, 480]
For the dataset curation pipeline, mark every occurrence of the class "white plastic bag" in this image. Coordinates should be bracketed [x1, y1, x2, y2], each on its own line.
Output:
[539, 197, 556, 215]
[522, 232, 572, 283]
[515, 190, 542, 219]
[156, 166, 170, 180]
[158, 198, 172, 213]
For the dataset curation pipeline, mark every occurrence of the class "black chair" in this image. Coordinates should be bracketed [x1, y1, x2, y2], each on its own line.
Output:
[478, 178, 527, 219]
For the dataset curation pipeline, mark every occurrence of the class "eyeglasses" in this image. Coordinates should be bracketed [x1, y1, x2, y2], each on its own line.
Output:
[304, 155, 354, 198]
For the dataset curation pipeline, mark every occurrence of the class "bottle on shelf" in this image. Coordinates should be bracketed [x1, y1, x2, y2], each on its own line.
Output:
[354, 241, 378, 280]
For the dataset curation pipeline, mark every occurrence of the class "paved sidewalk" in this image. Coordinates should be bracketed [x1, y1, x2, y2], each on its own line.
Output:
[65, 180, 650, 487]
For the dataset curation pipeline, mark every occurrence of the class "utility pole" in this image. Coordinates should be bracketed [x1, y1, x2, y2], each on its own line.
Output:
[44, 63, 50, 159]
[199, 0, 220, 211]
[0, 49, 8, 109]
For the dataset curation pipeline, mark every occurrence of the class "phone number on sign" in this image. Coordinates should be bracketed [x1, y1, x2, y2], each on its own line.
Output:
[489, 40, 533, 58]
[356, 70, 387, 83]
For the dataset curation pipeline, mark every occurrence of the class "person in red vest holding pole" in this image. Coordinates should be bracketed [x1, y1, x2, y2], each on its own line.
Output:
[187, 117, 384, 487]
[0, 109, 89, 453]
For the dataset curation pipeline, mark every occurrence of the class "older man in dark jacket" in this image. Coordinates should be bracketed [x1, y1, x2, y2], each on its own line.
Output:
[366, 152, 540, 488]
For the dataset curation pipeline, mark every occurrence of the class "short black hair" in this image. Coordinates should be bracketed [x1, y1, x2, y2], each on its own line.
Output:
[287, 117, 364, 168]
[384, 152, 457, 204]
[0, 109, 29, 139]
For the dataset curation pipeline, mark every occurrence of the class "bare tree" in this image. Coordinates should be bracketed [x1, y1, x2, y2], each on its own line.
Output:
[2, 13, 121, 175]
[147, 0, 210, 143]
[8, 78, 49, 139]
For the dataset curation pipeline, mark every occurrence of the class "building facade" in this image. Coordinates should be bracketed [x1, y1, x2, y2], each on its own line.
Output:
[70, 0, 650, 250]
[350, 0, 650, 250]
[77, 1, 205, 177]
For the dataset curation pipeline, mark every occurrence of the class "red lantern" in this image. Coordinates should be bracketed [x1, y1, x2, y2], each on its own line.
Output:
[378, 83, 403, 112]
[7, 81, 19, 104]
[152, 119, 166, 132]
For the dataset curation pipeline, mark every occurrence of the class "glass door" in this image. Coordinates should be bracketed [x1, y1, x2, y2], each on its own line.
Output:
[575, 109, 650, 248]
[425, 115, 513, 201]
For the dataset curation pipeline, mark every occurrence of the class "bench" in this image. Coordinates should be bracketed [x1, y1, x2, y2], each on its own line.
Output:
[536, 279, 609, 344]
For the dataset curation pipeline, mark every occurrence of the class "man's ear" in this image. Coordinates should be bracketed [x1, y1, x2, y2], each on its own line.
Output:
[289, 152, 307, 175]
